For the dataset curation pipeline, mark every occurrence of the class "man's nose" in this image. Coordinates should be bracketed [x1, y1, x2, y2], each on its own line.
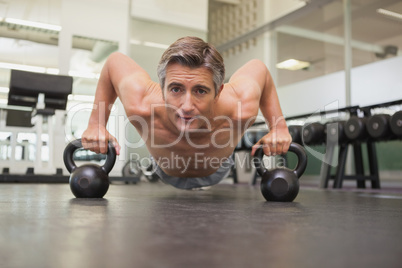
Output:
[181, 92, 194, 112]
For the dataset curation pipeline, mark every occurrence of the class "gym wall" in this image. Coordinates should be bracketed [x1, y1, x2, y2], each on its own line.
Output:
[208, 0, 402, 176]
[279, 56, 402, 174]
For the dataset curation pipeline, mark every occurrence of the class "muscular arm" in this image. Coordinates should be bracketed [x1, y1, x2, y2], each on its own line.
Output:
[229, 59, 291, 155]
[82, 52, 152, 154]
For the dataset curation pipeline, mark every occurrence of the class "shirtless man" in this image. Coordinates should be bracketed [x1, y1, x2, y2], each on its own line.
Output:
[81, 36, 292, 189]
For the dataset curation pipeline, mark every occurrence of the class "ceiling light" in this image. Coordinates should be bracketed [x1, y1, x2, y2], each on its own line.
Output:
[0, 62, 47, 73]
[5, 18, 62, 31]
[0, 62, 100, 79]
[68, 70, 100, 80]
[143, 41, 169, 49]
[130, 39, 169, 49]
[0, 62, 59, 74]
[46, 68, 60, 75]
[130, 39, 141, 45]
[68, 95, 95, 102]
[276, 59, 310, 71]
[377, 8, 402, 21]
[0, 87, 9, 93]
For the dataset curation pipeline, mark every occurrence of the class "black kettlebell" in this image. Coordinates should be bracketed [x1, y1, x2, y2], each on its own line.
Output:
[63, 139, 116, 198]
[253, 143, 307, 202]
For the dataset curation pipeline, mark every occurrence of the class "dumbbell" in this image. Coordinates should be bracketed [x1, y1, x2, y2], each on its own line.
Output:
[344, 116, 369, 141]
[366, 114, 393, 140]
[326, 121, 348, 144]
[63, 139, 116, 198]
[288, 125, 302, 144]
[390, 111, 402, 137]
[253, 143, 307, 202]
[302, 122, 326, 145]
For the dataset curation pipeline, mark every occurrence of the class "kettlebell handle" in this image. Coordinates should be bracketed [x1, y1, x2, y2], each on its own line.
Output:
[253, 142, 307, 178]
[63, 138, 117, 174]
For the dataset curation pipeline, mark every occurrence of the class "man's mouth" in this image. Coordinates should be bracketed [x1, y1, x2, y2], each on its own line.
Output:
[176, 112, 201, 124]
[178, 115, 195, 121]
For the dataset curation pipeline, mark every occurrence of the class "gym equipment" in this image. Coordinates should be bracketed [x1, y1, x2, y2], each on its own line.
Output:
[5, 109, 33, 128]
[122, 160, 142, 177]
[5, 70, 73, 175]
[122, 160, 142, 183]
[253, 142, 307, 202]
[63, 139, 116, 198]
[255, 130, 267, 142]
[288, 125, 302, 144]
[235, 138, 243, 151]
[390, 111, 402, 137]
[344, 116, 368, 141]
[302, 122, 325, 145]
[143, 164, 160, 183]
[56, 168, 63, 175]
[243, 131, 256, 149]
[234, 130, 267, 151]
[323, 113, 381, 189]
[366, 114, 393, 140]
[326, 121, 348, 144]
[8, 70, 72, 110]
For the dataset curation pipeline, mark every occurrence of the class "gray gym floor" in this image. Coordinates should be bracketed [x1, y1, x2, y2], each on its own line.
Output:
[1, 179, 402, 268]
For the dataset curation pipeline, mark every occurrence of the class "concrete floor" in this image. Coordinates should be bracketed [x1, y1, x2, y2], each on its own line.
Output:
[1, 180, 402, 268]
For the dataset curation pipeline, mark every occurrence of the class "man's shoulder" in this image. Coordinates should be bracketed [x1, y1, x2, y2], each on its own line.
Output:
[226, 59, 267, 99]
[218, 78, 262, 124]
[216, 83, 258, 120]
[124, 81, 164, 118]
[223, 80, 261, 103]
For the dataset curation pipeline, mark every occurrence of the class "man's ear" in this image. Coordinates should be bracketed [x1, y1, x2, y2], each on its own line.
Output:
[161, 84, 166, 100]
[214, 84, 224, 101]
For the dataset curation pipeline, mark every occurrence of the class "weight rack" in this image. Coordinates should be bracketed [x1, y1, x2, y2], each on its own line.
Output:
[322, 99, 402, 189]
[252, 99, 402, 189]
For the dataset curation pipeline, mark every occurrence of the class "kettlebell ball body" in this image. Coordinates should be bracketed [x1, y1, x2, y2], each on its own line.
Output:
[253, 143, 308, 202]
[63, 139, 117, 198]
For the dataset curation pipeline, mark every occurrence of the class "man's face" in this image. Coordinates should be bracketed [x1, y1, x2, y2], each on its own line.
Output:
[163, 63, 218, 132]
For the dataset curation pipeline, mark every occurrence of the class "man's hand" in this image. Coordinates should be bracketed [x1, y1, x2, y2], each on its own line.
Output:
[81, 125, 121, 155]
[251, 128, 292, 156]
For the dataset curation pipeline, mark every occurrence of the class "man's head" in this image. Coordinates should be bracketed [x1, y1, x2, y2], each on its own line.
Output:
[157, 37, 225, 132]
[157, 36, 225, 96]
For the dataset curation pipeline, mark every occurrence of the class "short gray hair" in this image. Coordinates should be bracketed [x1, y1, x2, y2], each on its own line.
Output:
[157, 36, 225, 96]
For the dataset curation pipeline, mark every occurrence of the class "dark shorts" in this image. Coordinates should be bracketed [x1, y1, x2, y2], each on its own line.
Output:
[150, 155, 235, 190]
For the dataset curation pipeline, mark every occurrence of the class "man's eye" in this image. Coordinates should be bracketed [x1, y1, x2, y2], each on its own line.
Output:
[171, 87, 181, 93]
[197, 89, 207, 95]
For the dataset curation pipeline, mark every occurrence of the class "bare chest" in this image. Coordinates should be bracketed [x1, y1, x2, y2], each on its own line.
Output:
[145, 125, 237, 177]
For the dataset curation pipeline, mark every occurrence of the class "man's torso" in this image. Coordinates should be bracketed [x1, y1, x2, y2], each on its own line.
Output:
[126, 81, 259, 177]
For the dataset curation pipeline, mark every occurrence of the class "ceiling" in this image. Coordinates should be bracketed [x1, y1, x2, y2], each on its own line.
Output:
[0, 0, 402, 100]
[273, 0, 402, 86]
